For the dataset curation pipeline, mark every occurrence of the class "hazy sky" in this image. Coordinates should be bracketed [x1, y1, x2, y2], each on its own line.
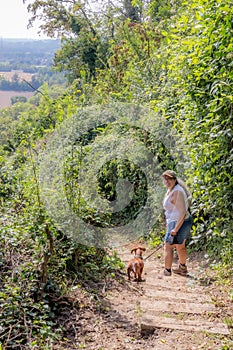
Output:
[0, 0, 48, 39]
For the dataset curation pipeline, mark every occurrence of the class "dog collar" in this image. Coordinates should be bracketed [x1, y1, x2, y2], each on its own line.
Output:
[135, 255, 143, 259]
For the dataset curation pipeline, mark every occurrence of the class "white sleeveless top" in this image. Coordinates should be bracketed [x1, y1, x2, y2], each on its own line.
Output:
[163, 184, 189, 224]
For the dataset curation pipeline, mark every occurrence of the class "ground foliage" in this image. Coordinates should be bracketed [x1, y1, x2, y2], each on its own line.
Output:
[0, 0, 233, 348]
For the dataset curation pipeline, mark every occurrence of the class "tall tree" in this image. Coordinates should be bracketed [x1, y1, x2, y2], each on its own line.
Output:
[23, 0, 144, 81]
[23, 0, 108, 81]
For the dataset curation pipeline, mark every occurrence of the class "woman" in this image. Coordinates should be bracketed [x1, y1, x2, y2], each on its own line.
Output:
[162, 169, 193, 276]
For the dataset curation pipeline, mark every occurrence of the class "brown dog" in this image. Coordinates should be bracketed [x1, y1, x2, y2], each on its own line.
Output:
[127, 246, 146, 282]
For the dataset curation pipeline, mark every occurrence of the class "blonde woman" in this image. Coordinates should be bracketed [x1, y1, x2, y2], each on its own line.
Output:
[162, 170, 193, 276]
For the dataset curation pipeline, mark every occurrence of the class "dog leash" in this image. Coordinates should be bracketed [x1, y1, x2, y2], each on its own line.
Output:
[143, 243, 163, 261]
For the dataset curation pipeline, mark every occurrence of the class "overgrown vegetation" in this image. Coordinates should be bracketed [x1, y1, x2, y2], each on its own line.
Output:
[0, 0, 232, 348]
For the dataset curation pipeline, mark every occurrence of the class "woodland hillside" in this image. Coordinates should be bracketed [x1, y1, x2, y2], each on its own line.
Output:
[0, 0, 232, 348]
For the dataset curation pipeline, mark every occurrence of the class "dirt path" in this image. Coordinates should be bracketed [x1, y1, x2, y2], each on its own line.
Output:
[56, 244, 233, 350]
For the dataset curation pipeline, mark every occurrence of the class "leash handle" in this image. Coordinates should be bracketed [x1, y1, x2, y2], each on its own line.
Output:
[144, 243, 163, 261]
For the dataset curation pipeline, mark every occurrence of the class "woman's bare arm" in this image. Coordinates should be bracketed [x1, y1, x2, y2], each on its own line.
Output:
[170, 190, 186, 234]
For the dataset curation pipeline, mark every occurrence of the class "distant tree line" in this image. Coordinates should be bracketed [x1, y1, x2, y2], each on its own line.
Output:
[0, 63, 38, 73]
[11, 96, 28, 104]
[0, 69, 66, 91]
[0, 39, 60, 68]
[0, 74, 41, 92]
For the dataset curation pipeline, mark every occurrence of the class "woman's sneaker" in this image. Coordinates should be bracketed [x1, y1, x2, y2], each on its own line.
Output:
[172, 264, 188, 275]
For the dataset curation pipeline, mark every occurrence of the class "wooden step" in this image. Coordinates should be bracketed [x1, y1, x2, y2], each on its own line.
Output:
[143, 288, 211, 303]
[140, 299, 215, 314]
[144, 275, 202, 287]
[140, 315, 230, 335]
[143, 278, 209, 292]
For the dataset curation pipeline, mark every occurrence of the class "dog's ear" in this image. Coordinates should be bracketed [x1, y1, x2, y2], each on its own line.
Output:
[131, 246, 146, 253]
[135, 246, 146, 251]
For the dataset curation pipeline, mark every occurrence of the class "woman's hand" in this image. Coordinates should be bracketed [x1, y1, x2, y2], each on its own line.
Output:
[171, 229, 177, 236]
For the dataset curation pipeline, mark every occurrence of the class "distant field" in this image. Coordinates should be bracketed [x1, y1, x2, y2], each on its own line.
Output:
[0, 70, 33, 81]
[0, 91, 35, 108]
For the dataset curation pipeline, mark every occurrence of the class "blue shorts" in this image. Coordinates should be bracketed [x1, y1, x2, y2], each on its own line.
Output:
[165, 215, 193, 245]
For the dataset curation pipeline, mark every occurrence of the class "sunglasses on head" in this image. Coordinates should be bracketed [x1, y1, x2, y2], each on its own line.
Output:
[163, 176, 175, 181]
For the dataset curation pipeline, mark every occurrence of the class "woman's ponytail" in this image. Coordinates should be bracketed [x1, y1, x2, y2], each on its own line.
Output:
[177, 178, 192, 208]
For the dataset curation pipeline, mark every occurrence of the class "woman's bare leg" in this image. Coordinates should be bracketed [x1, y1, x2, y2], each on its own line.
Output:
[164, 242, 174, 269]
[176, 240, 187, 265]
